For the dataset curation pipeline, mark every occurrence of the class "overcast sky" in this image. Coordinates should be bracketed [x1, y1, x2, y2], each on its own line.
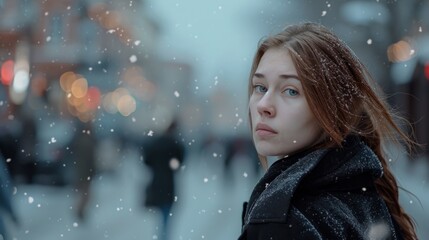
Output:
[146, 0, 267, 98]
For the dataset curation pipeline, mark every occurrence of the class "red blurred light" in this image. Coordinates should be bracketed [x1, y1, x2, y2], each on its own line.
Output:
[86, 86, 101, 109]
[425, 62, 429, 80]
[1, 60, 14, 86]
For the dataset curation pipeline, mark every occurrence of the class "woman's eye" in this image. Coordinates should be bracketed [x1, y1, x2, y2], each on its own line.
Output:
[254, 85, 267, 93]
[284, 89, 299, 96]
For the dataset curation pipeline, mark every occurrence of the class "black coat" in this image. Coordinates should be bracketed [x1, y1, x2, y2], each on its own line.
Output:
[142, 134, 185, 208]
[239, 136, 403, 240]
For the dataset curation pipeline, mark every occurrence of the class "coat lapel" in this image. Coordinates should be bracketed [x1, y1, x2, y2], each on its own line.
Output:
[244, 149, 328, 224]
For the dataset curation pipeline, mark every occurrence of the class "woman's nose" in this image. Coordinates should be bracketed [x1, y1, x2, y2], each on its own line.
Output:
[256, 93, 275, 117]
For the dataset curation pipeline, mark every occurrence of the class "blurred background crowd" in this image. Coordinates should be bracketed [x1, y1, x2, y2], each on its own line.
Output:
[0, 0, 428, 239]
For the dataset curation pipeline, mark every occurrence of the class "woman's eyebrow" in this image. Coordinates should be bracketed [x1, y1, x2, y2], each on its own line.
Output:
[253, 73, 264, 78]
[253, 72, 300, 81]
[279, 74, 300, 81]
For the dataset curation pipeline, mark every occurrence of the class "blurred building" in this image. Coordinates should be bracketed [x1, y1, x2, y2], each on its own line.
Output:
[0, 0, 198, 183]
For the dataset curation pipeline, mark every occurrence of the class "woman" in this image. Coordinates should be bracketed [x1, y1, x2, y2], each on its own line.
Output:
[239, 23, 417, 240]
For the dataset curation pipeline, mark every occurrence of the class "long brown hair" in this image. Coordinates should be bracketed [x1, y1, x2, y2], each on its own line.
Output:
[248, 22, 417, 239]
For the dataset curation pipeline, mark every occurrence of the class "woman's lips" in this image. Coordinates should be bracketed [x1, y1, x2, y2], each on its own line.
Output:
[255, 123, 277, 137]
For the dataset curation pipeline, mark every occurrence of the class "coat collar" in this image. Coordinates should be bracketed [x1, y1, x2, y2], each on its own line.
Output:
[243, 135, 383, 225]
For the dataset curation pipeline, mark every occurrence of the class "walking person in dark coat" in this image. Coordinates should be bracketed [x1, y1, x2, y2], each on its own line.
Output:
[142, 118, 185, 240]
[0, 153, 18, 240]
[71, 120, 97, 222]
[239, 22, 418, 240]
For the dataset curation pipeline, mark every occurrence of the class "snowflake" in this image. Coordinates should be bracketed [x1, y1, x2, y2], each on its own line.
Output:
[129, 55, 137, 63]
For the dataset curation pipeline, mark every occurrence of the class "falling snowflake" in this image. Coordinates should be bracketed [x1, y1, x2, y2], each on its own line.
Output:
[419, 26, 422, 32]
[243, 172, 248, 178]
[367, 39, 372, 45]
[51, 137, 57, 143]
[134, 40, 141, 46]
[28, 196, 34, 204]
[147, 130, 154, 136]
[203, 178, 208, 183]
[129, 55, 137, 63]
[321, 11, 327, 16]
[46, 36, 51, 42]
[169, 158, 180, 170]
[174, 91, 180, 97]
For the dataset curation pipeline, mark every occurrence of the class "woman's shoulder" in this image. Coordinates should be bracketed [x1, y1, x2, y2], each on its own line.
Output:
[292, 190, 397, 239]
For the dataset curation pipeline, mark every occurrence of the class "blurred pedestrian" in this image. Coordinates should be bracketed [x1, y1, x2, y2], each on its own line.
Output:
[0, 153, 19, 240]
[71, 120, 96, 222]
[17, 108, 37, 184]
[141, 118, 185, 240]
[223, 136, 260, 183]
[239, 22, 418, 239]
[0, 125, 19, 180]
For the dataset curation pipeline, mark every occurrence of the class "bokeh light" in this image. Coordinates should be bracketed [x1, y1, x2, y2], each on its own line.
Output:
[71, 77, 88, 98]
[1, 59, 14, 85]
[387, 40, 415, 62]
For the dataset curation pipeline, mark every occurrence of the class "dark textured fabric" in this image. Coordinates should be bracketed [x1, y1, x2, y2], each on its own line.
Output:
[238, 135, 403, 240]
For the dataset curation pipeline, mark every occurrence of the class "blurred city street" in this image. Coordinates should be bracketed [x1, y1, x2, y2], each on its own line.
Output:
[1, 1, 429, 240]
[7, 146, 429, 240]
[9, 147, 259, 240]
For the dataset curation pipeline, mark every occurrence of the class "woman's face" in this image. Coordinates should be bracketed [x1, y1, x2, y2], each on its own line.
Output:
[249, 47, 323, 157]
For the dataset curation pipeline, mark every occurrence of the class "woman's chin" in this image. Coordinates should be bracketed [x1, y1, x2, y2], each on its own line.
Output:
[255, 146, 282, 157]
